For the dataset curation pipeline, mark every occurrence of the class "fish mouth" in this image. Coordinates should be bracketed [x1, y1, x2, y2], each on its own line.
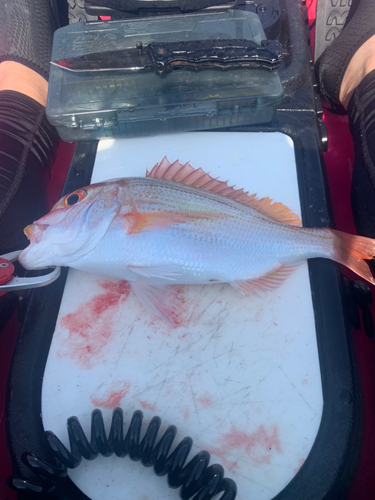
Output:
[24, 224, 33, 239]
[23, 223, 48, 244]
[19, 223, 51, 270]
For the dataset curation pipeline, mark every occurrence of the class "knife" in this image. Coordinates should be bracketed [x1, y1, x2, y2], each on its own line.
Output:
[51, 39, 283, 76]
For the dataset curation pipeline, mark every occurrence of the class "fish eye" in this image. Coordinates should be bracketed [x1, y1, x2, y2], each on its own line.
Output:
[64, 189, 87, 207]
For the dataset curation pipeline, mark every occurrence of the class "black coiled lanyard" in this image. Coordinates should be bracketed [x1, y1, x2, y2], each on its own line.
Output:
[16, 407, 237, 500]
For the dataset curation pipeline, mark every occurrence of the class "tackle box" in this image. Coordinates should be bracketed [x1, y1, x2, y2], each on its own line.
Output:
[46, 10, 284, 141]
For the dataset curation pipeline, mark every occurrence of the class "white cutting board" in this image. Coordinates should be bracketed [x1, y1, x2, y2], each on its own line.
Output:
[42, 132, 323, 500]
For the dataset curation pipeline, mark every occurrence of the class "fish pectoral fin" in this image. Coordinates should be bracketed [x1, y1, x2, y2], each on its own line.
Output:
[130, 280, 183, 326]
[124, 211, 221, 235]
[128, 264, 183, 281]
[231, 264, 299, 296]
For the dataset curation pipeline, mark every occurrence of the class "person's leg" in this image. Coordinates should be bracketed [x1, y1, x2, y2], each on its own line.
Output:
[0, 0, 58, 81]
[339, 37, 375, 110]
[0, 0, 62, 326]
[347, 71, 375, 241]
[0, 61, 48, 106]
[0, 0, 62, 255]
[316, 0, 375, 245]
[315, 0, 375, 113]
[0, 84, 59, 254]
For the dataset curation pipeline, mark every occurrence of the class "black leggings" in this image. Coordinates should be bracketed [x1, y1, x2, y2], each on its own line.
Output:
[349, 69, 375, 242]
[0, 90, 59, 255]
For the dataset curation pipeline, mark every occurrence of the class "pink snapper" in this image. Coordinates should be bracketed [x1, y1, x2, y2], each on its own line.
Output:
[19, 157, 375, 325]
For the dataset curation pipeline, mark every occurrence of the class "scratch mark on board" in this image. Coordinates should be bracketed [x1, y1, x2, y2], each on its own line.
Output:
[278, 366, 317, 416]
[190, 385, 201, 424]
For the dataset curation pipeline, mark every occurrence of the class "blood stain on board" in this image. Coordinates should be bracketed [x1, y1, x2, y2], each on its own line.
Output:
[204, 446, 239, 472]
[294, 457, 305, 474]
[197, 394, 213, 408]
[58, 280, 131, 369]
[220, 425, 282, 455]
[174, 286, 188, 327]
[205, 425, 282, 472]
[254, 306, 264, 322]
[91, 381, 131, 409]
[259, 454, 271, 465]
[182, 408, 190, 421]
[302, 373, 309, 386]
[138, 400, 156, 411]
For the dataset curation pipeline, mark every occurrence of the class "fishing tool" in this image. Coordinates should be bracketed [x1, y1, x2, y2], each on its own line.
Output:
[0, 251, 60, 294]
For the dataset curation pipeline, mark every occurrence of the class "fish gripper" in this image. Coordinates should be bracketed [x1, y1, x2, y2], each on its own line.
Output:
[13, 408, 237, 500]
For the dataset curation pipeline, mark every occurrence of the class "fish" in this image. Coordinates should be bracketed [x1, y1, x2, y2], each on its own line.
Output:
[19, 157, 375, 326]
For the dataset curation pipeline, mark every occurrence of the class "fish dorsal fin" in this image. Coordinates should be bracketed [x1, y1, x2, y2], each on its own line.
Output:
[147, 157, 302, 227]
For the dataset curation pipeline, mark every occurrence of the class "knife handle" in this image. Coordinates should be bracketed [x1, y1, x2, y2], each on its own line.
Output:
[147, 39, 283, 75]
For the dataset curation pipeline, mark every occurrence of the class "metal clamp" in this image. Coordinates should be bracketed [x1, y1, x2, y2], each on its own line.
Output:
[0, 250, 61, 292]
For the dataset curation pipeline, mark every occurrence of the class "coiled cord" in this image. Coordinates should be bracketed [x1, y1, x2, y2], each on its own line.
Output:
[15, 407, 237, 500]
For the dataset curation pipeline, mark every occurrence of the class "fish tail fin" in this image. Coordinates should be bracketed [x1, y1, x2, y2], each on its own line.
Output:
[331, 229, 375, 284]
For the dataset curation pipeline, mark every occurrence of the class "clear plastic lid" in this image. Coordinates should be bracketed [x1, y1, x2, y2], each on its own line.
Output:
[47, 10, 284, 137]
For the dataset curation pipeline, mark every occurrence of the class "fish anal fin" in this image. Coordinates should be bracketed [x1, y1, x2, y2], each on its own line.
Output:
[231, 264, 299, 296]
[124, 210, 222, 235]
[147, 158, 301, 227]
[130, 280, 183, 327]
